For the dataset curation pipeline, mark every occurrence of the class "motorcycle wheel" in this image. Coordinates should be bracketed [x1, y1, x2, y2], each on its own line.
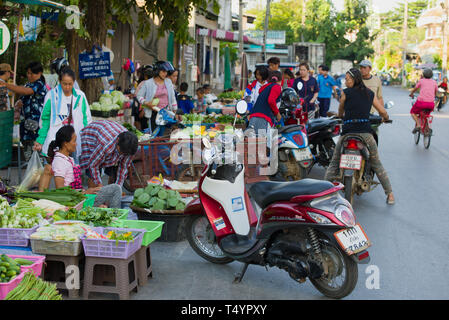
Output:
[186, 215, 234, 264]
[310, 241, 358, 299]
[322, 139, 336, 167]
[343, 176, 354, 205]
[277, 154, 307, 181]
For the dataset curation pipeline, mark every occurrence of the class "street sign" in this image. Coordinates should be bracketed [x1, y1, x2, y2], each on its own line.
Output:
[78, 49, 111, 80]
[0, 22, 11, 56]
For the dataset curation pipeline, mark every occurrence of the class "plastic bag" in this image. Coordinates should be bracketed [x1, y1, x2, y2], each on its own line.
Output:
[18, 151, 44, 191]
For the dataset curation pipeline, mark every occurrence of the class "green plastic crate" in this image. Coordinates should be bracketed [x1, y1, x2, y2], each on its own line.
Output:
[0, 110, 13, 169]
[83, 194, 97, 208]
[111, 219, 164, 246]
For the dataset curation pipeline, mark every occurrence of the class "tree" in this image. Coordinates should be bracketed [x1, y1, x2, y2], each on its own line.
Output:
[380, 0, 427, 31]
[59, 0, 220, 102]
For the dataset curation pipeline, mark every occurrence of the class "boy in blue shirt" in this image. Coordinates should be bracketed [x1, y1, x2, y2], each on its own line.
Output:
[177, 82, 195, 114]
[317, 65, 338, 118]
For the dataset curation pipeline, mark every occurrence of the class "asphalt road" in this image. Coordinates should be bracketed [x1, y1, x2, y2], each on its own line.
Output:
[130, 85, 449, 300]
[2, 85, 448, 300]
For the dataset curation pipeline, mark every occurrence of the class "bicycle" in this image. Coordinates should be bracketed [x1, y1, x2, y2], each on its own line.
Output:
[411, 97, 433, 149]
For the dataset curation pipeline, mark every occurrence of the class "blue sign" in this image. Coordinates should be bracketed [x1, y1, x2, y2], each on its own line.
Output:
[78, 50, 111, 80]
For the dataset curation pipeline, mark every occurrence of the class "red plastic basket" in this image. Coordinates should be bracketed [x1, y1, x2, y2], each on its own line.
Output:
[81, 227, 145, 259]
[0, 226, 39, 247]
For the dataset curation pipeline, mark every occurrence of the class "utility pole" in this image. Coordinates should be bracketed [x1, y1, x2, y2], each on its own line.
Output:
[401, 0, 408, 87]
[441, 0, 449, 79]
[262, 0, 271, 63]
[239, 0, 244, 54]
[301, 0, 306, 42]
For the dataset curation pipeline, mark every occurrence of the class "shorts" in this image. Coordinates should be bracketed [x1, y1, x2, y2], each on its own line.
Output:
[411, 100, 434, 114]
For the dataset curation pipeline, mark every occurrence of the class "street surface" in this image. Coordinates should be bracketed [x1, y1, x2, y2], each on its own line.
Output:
[2, 85, 449, 300]
[127, 85, 449, 300]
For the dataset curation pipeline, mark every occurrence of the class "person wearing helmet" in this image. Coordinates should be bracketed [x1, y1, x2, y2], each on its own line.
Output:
[136, 60, 178, 132]
[48, 58, 81, 91]
[409, 68, 438, 133]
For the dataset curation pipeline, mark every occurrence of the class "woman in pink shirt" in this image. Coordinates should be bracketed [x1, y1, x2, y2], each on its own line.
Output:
[48, 125, 122, 208]
[409, 69, 438, 133]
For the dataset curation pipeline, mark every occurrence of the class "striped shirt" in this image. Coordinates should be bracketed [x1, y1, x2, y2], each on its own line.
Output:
[79, 120, 132, 186]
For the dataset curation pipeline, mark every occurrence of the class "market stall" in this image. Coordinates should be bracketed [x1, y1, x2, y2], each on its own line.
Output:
[0, 181, 165, 300]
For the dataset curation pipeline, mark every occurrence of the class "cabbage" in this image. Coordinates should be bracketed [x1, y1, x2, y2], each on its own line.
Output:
[99, 96, 113, 106]
[111, 104, 121, 110]
[111, 90, 126, 106]
[91, 102, 101, 111]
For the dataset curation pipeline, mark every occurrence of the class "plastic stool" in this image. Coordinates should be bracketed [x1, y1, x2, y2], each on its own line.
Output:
[82, 254, 138, 300]
[43, 254, 84, 299]
[135, 245, 153, 286]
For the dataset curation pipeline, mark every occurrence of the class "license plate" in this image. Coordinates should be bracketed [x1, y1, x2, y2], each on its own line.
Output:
[334, 224, 371, 255]
[340, 154, 362, 170]
[293, 148, 313, 162]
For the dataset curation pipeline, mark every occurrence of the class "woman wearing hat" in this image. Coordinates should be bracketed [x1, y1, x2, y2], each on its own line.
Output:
[0, 62, 48, 161]
[136, 61, 178, 132]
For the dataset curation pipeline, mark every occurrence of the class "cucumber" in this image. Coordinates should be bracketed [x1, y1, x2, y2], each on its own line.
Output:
[6, 270, 16, 277]
[14, 258, 34, 266]
[0, 266, 6, 273]
[0, 262, 10, 268]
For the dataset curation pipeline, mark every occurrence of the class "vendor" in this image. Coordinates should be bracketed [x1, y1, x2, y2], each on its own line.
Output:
[79, 120, 138, 189]
[48, 125, 122, 208]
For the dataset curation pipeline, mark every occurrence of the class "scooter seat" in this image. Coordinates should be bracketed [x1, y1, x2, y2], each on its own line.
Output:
[248, 179, 335, 209]
[278, 125, 305, 135]
[308, 118, 338, 133]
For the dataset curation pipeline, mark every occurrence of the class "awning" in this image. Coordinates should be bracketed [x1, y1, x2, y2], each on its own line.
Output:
[5, 0, 68, 9]
[197, 28, 263, 46]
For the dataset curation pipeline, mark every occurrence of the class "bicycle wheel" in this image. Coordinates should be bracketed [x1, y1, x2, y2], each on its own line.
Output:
[423, 119, 432, 149]
[414, 130, 420, 145]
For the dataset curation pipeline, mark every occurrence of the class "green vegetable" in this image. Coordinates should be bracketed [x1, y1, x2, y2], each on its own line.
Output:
[150, 186, 161, 197]
[134, 188, 145, 198]
[176, 202, 186, 211]
[145, 185, 154, 195]
[167, 198, 179, 208]
[148, 197, 157, 206]
[158, 189, 168, 200]
[14, 258, 34, 266]
[138, 193, 150, 204]
[15, 187, 87, 207]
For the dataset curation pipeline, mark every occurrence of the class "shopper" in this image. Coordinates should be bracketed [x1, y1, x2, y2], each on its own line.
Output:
[293, 62, 319, 113]
[359, 59, 384, 114]
[0, 62, 48, 161]
[137, 61, 177, 132]
[0, 64, 13, 111]
[177, 82, 195, 114]
[317, 65, 338, 117]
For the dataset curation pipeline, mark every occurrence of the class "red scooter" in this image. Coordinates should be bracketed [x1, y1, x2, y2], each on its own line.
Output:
[183, 102, 371, 299]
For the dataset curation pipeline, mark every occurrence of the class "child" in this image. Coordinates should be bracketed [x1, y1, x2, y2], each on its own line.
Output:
[194, 87, 207, 114]
[177, 82, 195, 114]
[409, 68, 438, 133]
[203, 84, 217, 105]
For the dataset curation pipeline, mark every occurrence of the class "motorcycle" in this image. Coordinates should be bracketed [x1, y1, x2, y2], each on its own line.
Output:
[184, 101, 372, 299]
[337, 114, 392, 204]
[307, 116, 342, 169]
[435, 88, 446, 111]
[272, 95, 314, 181]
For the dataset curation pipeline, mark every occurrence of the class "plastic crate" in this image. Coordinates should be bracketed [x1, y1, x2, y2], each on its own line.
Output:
[6, 255, 46, 277]
[81, 227, 145, 259]
[135, 211, 187, 242]
[0, 271, 26, 300]
[111, 220, 164, 246]
[83, 194, 97, 208]
[0, 226, 39, 247]
[30, 239, 83, 256]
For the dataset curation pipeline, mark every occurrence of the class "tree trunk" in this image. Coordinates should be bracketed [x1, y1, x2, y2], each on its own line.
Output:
[81, 0, 108, 103]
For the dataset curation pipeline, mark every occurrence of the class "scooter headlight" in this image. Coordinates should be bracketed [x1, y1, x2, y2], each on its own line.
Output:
[335, 205, 356, 227]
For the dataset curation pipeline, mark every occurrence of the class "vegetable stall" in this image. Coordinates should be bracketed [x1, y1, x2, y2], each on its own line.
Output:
[0, 179, 166, 300]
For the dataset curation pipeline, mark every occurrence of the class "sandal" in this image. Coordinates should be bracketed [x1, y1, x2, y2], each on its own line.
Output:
[386, 193, 395, 205]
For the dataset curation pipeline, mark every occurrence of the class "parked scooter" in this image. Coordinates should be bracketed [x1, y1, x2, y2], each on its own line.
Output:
[307, 117, 342, 169]
[272, 88, 314, 181]
[184, 101, 372, 299]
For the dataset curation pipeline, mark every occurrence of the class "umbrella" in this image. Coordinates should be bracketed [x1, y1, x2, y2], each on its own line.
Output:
[239, 52, 248, 92]
[224, 45, 232, 90]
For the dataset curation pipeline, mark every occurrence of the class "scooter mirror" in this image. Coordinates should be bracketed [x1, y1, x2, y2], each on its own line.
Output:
[385, 101, 394, 109]
[202, 137, 212, 149]
[297, 81, 303, 91]
[236, 100, 248, 115]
